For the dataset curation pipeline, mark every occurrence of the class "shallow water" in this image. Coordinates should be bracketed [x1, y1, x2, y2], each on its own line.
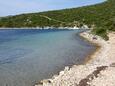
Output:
[0, 29, 96, 86]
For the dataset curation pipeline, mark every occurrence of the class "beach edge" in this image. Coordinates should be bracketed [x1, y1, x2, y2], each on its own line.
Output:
[35, 30, 115, 86]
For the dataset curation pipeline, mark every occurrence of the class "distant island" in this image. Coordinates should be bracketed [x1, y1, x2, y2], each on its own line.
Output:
[0, 0, 115, 40]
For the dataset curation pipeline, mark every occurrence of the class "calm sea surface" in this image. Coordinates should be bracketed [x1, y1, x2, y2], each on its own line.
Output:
[0, 29, 96, 86]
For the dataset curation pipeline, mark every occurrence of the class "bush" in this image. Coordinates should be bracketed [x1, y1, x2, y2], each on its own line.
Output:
[92, 27, 109, 40]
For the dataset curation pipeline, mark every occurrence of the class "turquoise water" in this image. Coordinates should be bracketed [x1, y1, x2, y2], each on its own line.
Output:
[0, 29, 96, 86]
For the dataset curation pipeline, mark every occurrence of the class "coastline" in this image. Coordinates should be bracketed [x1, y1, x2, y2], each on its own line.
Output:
[35, 30, 115, 86]
[0, 25, 89, 30]
[79, 31, 101, 64]
[83, 45, 100, 65]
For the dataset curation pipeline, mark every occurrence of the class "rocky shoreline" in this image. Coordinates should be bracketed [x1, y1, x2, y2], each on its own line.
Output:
[35, 31, 115, 86]
[0, 25, 89, 30]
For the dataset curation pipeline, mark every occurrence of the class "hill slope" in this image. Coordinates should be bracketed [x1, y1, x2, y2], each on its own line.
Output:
[0, 0, 115, 39]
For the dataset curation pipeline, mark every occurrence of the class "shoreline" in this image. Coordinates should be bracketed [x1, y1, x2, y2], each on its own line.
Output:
[35, 30, 115, 86]
[79, 31, 101, 64]
[83, 44, 100, 64]
[0, 26, 89, 30]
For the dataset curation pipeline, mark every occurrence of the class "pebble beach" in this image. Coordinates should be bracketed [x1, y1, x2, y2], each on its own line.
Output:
[36, 30, 115, 86]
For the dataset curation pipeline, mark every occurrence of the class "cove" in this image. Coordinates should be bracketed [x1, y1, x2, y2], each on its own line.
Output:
[0, 29, 96, 86]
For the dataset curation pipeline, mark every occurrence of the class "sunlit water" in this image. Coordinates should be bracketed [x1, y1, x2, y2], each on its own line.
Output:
[0, 29, 96, 86]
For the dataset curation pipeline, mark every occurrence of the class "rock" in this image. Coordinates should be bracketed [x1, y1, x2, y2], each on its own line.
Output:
[64, 66, 69, 72]
[110, 63, 115, 67]
[59, 71, 64, 75]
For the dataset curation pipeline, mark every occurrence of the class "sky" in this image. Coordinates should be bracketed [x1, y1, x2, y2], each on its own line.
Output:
[0, 0, 106, 17]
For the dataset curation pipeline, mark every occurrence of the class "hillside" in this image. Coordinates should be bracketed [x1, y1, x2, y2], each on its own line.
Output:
[0, 0, 115, 39]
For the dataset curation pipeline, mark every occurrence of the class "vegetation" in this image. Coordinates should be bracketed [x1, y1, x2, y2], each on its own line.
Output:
[0, 0, 115, 39]
[92, 27, 109, 40]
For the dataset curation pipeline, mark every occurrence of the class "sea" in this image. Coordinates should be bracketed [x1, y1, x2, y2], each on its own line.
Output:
[0, 29, 96, 86]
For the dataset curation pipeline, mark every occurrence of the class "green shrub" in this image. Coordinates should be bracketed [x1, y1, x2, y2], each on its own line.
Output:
[92, 27, 109, 40]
